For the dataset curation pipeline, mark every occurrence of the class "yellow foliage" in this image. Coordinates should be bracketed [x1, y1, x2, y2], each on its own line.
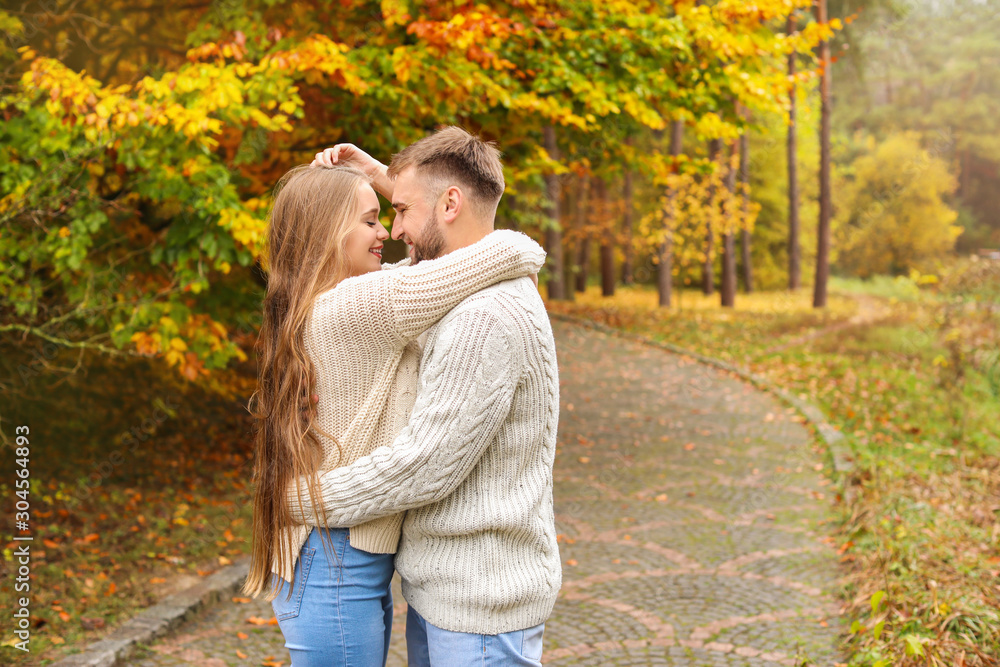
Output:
[836, 132, 961, 277]
[218, 207, 267, 258]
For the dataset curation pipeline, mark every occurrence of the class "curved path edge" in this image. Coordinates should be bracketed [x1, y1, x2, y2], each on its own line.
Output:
[547, 312, 854, 479]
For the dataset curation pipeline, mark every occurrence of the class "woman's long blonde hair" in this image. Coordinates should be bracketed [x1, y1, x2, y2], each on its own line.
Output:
[243, 165, 371, 600]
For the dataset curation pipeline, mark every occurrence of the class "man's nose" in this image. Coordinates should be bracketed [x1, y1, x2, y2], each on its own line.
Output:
[390, 217, 403, 241]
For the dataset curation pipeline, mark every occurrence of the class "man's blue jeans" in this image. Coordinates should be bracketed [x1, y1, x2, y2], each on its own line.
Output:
[405, 606, 544, 666]
[270, 527, 394, 666]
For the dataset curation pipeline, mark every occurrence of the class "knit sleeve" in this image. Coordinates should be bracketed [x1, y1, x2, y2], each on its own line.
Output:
[287, 310, 523, 526]
[312, 230, 544, 347]
[381, 257, 412, 271]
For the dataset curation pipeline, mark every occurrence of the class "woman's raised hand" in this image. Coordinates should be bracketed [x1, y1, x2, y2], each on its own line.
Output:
[312, 143, 378, 173]
[312, 144, 392, 198]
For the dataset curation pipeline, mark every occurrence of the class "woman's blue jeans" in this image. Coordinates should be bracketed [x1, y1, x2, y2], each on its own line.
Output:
[270, 527, 395, 666]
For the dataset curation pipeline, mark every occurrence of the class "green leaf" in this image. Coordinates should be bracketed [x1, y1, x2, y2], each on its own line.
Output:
[870, 590, 886, 614]
[872, 620, 884, 641]
[904, 634, 924, 656]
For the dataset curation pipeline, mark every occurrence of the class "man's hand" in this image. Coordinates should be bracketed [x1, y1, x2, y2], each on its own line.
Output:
[301, 393, 318, 422]
[311, 144, 392, 199]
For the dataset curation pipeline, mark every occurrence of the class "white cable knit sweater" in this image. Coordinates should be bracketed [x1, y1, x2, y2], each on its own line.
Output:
[271, 230, 546, 585]
[288, 275, 562, 635]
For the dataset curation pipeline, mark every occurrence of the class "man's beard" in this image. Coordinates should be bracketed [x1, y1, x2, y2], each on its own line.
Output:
[411, 210, 446, 264]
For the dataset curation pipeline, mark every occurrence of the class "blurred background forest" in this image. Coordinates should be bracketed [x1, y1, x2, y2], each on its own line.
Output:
[1, 0, 998, 665]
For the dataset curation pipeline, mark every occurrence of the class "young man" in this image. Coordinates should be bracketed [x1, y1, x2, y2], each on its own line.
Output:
[295, 127, 561, 665]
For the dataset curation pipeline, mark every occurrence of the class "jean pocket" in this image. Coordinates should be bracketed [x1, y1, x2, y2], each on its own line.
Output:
[271, 546, 316, 621]
[521, 623, 544, 661]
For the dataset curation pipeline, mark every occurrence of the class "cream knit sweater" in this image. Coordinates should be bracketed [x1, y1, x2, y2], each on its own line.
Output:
[272, 230, 546, 584]
[288, 275, 562, 635]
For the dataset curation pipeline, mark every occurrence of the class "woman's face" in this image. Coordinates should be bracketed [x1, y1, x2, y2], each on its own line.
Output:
[343, 183, 390, 277]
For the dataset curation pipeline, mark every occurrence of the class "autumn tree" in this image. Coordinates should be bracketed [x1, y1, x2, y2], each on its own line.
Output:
[835, 133, 961, 278]
[813, 0, 832, 308]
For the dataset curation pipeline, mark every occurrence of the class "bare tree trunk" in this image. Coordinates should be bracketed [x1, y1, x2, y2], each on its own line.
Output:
[601, 244, 615, 297]
[787, 14, 801, 291]
[703, 138, 722, 296]
[575, 174, 591, 293]
[621, 136, 634, 285]
[596, 178, 615, 297]
[739, 122, 754, 293]
[562, 185, 576, 302]
[544, 125, 566, 300]
[720, 142, 737, 308]
[658, 120, 684, 307]
[576, 238, 591, 293]
[813, 0, 832, 308]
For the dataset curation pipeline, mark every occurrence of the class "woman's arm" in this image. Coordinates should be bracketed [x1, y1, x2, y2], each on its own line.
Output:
[312, 144, 392, 199]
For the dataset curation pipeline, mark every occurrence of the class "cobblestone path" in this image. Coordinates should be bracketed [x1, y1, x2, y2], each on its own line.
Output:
[135, 320, 845, 666]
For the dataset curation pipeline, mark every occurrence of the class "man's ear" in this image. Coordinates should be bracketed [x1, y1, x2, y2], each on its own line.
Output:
[441, 185, 462, 224]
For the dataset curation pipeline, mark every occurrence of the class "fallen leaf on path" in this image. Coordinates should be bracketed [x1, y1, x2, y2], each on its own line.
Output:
[236, 650, 247, 658]
[237, 631, 249, 639]
[81, 617, 105, 630]
[232, 597, 252, 604]
[247, 616, 279, 626]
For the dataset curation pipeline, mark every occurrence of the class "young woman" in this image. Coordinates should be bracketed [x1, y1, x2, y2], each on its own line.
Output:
[243, 163, 544, 666]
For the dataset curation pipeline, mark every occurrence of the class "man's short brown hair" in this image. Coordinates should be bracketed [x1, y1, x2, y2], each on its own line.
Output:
[387, 126, 505, 217]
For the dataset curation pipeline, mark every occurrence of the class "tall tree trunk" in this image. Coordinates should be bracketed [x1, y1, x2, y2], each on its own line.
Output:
[597, 178, 615, 297]
[621, 136, 634, 285]
[720, 142, 737, 308]
[576, 238, 591, 293]
[703, 138, 722, 296]
[562, 186, 576, 302]
[543, 125, 566, 300]
[739, 122, 754, 294]
[575, 174, 591, 293]
[658, 120, 684, 307]
[787, 14, 801, 291]
[813, 0, 832, 308]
